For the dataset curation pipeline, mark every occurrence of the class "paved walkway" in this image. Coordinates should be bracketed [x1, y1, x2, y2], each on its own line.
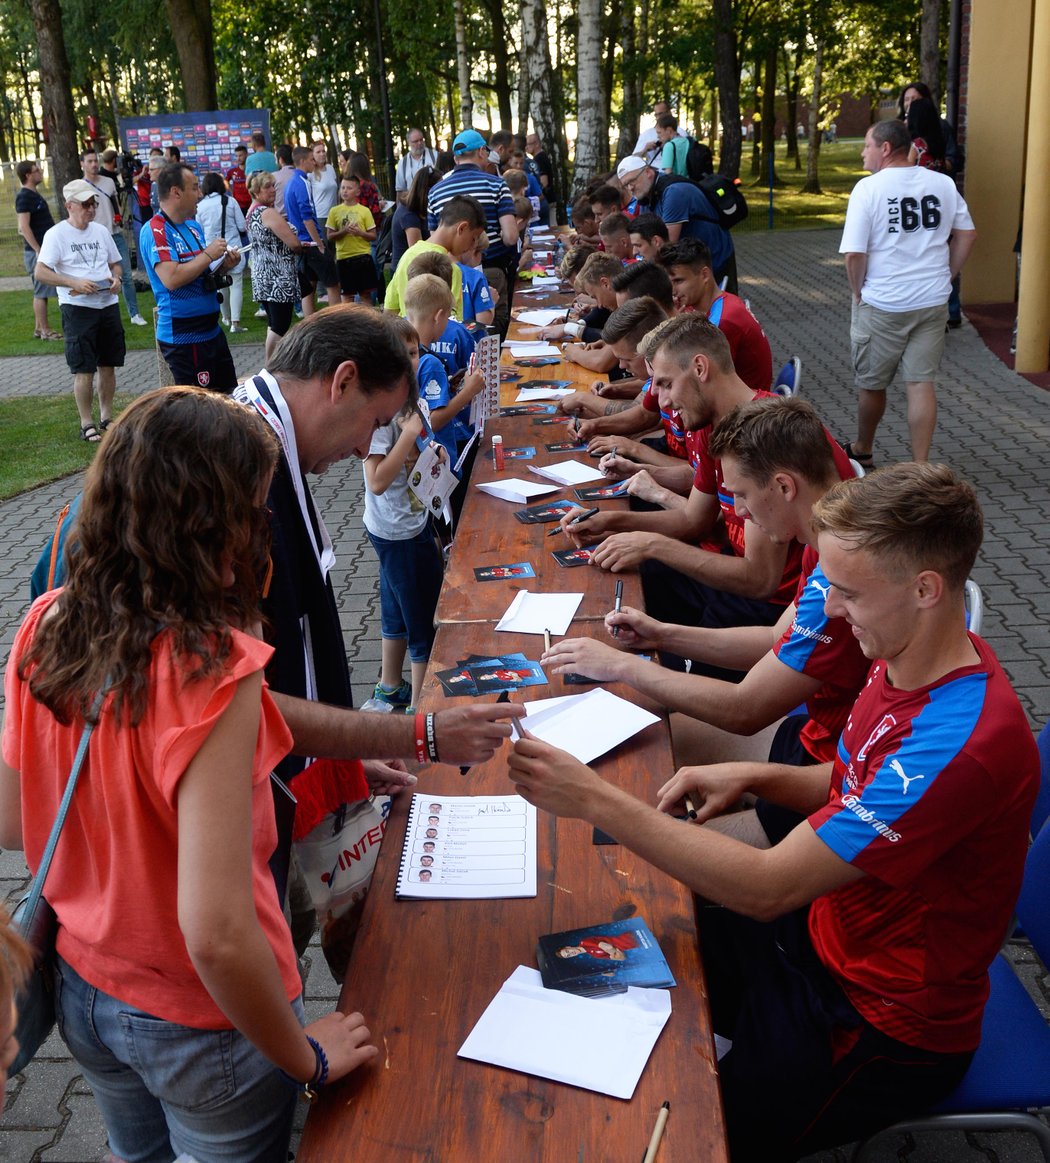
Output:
[0, 229, 1047, 1161]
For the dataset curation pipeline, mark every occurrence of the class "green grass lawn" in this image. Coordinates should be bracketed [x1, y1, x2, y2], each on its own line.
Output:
[0, 289, 268, 357]
[0, 391, 139, 501]
[735, 137, 863, 232]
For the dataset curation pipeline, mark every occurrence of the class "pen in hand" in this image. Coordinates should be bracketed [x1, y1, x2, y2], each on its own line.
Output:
[547, 506, 599, 536]
[611, 579, 623, 638]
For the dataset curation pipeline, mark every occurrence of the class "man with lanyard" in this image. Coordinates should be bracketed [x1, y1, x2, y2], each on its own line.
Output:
[616, 154, 736, 293]
[81, 146, 147, 326]
[231, 306, 516, 905]
[285, 145, 341, 316]
[510, 461, 1038, 1161]
[139, 162, 239, 392]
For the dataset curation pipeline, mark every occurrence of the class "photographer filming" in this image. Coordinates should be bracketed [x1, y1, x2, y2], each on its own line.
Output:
[139, 162, 239, 392]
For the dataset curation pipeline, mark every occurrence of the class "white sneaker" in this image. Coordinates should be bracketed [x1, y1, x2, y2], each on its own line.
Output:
[255, 307, 267, 318]
[129, 313, 148, 326]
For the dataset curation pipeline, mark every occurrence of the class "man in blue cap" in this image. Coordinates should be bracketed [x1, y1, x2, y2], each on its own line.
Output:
[427, 129, 519, 334]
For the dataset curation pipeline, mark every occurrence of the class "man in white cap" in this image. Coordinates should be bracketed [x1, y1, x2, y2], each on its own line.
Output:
[427, 129, 519, 332]
[34, 179, 126, 442]
[616, 154, 735, 291]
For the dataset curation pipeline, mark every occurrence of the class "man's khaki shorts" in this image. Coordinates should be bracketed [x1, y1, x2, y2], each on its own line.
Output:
[850, 300, 948, 390]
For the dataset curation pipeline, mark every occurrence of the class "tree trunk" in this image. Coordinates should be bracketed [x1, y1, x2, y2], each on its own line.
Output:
[602, 0, 618, 150]
[30, 0, 79, 205]
[484, 0, 514, 128]
[921, 0, 942, 106]
[615, 0, 640, 162]
[164, 0, 218, 110]
[784, 42, 803, 169]
[758, 44, 784, 186]
[750, 55, 762, 176]
[452, 0, 474, 128]
[521, 0, 569, 216]
[445, 75, 457, 142]
[801, 39, 823, 195]
[573, 0, 607, 194]
[712, 0, 741, 179]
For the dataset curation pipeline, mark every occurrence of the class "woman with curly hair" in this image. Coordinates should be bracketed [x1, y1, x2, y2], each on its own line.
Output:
[0, 387, 376, 1162]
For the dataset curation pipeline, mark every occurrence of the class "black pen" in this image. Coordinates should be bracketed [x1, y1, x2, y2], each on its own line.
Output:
[461, 689, 511, 776]
[611, 579, 623, 638]
[547, 506, 599, 535]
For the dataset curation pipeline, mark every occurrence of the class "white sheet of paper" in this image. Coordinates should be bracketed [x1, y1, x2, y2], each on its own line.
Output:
[515, 308, 568, 326]
[475, 478, 561, 504]
[530, 460, 605, 486]
[531, 276, 561, 288]
[458, 965, 671, 1100]
[519, 688, 661, 765]
[496, 590, 584, 636]
[507, 341, 561, 357]
[515, 386, 576, 402]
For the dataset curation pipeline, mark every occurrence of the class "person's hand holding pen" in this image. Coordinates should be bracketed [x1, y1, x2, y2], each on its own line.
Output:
[552, 505, 617, 546]
[655, 762, 758, 825]
[604, 604, 666, 652]
[540, 635, 629, 683]
[547, 505, 598, 538]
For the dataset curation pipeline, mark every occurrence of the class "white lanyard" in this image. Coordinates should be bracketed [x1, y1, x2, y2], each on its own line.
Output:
[234, 370, 336, 580]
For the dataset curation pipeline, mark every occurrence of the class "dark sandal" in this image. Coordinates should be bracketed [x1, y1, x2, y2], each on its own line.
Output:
[99, 418, 113, 431]
[80, 424, 102, 443]
[843, 442, 875, 470]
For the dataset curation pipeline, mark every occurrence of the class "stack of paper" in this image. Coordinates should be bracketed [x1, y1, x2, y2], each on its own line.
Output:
[458, 965, 671, 1100]
[496, 590, 584, 636]
[530, 460, 605, 486]
[515, 385, 576, 402]
[516, 308, 568, 327]
[475, 478, 561, 504]
[507, 341, 561, 357]
[520, 689, 661, 764]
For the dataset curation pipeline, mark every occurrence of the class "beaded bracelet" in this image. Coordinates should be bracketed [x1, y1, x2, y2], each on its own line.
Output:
[279, 1035, 329, 1102]
[414, 712, 427, 765]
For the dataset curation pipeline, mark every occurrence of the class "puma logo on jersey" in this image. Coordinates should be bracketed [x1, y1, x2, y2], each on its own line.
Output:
[890, 758, 925, 795]
[809, 578, 831, 600]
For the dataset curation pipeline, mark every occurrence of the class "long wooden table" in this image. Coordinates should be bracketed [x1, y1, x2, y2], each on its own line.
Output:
[298, 276, 729, 1161]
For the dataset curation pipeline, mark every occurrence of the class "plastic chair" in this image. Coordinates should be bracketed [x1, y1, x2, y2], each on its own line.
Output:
[772, 356, 802, 398]
[964, 579, 984, 636]
[1034, 722, 1050, 839]
[852, 821, 1050, 1162]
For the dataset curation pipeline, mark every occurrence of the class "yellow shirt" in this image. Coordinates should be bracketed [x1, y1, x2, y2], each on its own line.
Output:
[326, 203, 375, 261]
[383, 239, 464, 319]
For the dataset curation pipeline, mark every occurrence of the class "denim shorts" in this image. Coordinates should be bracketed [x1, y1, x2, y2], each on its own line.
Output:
[366, 522, 443, 663]
[24, 246, 56, 299]
[54, 956, 303, 1163]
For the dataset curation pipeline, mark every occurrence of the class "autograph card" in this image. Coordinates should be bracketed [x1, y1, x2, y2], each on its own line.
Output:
[500, 404, 557, 417]
[514, 499, 576, 525]
[574, 481, 630, 501]
[485, 445, 536, 461]
[552, 545, 597, 568]
[545, 440, 588, 453]
[474, 562, 536, 582]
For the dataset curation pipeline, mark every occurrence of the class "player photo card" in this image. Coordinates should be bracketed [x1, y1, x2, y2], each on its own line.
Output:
[514, 356, 562, 367]
[484, 445, 536, 461]
[473, 562, 537, 582]
[468, 660, 548, 695]
[545, 440, 588, 453]
[552, 545, 597, 568]
[500, 404, 558, 417]
[574, 481, 630, 501]
[514, 499, 577, 524]
[435, 666, 479, 697]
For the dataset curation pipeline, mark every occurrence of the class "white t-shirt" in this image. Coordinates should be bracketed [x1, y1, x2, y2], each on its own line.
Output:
[82, 173, 118, 234]
[37, 220, 120, 308]
[363, 421, 427, 540]
[309, 164, 340, 222]
[839, 165, 974, 313]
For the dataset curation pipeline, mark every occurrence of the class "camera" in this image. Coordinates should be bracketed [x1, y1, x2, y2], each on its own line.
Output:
[202, 271, 234, 292]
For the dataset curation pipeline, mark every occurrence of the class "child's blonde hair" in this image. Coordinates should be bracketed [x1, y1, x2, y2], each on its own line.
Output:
[403, 273, 454, 318]
[386, 315, 420, 347]
[513, 196, 533, 222]
[406, 250, 454, 288]
[504, 170, 528, 196]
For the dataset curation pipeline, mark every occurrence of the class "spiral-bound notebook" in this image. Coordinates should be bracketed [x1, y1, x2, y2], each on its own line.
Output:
[395, 793, 538, 900]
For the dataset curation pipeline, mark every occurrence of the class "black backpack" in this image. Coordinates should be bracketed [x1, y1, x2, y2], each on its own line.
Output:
[374, 210, 395, 277]
[651, 173, 749, 231]
[684, 137, 714, 181]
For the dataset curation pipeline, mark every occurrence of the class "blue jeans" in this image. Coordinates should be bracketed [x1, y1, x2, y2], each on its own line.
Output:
[367, 522, 443, 663]
[54, 957, 302, 1163]
[110, 230, 140, 317]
